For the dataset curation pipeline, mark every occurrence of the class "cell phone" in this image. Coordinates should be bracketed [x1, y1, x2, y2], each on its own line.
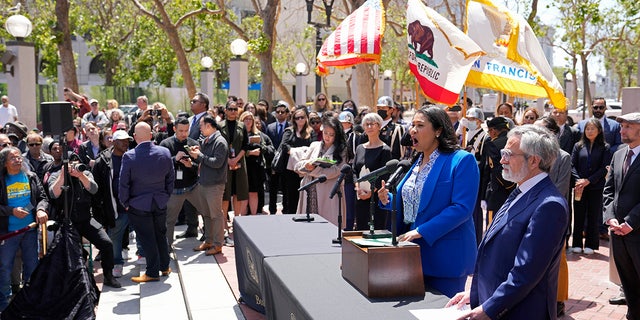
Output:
[184, 145, 192, 151]
[24, 203, 34, 211]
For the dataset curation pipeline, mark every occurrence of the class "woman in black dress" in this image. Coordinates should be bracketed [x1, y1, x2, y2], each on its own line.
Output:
[281, 107, 316, 214]
[240, 111, 274, 215]
[353, 112, 392, 230]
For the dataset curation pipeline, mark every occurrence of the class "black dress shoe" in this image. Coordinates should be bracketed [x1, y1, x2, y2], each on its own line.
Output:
[557, 301, 565, 317]
[104, 275, 122, 288]
[609, 294, 627, 305]
[176, 229, 198, 239]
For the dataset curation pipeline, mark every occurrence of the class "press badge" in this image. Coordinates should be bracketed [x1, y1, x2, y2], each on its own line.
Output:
[176, 169, 183, 180]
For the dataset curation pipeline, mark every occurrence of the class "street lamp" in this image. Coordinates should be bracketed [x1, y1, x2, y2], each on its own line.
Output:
[295, 63, 308, 106]
[383, 69, 393, 98]
[305, 0, 334, 95]
[200, 56, 214, 102]
[229, 39, 248, 102]
[3, 14, 37, 130]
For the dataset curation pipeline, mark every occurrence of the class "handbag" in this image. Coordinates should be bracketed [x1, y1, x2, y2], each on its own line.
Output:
[272, 144, 289, 173]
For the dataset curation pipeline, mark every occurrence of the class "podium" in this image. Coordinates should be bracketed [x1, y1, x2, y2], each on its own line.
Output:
[341, 231, 425, 298]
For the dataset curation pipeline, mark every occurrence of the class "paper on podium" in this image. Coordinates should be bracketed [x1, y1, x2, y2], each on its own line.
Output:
[410, 305, 470, 320]
[349, 237, 417, 247]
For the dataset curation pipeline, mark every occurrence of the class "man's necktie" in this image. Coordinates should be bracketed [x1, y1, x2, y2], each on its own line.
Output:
[278, 123, 283, 138]
[486, 187, 522, 236]
[623, 149, 634, 177]
[191, 116, 198, 132]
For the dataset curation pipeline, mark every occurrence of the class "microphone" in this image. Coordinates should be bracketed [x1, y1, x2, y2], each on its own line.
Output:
[298, 175, 327, 192]
[356, 159, 399, 182]
[386, 160, 412, 187]
[329, 164, 352, 199]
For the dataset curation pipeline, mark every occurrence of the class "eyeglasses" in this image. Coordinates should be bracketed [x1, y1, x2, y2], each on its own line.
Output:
[500, 149, 527, 161]
[592, 105, 606, 110]
[310, 120, 321, 125]
[190, 99, 202, 104]
[318, 98, 326, 101]
[276, 110, 287, 114]
[227, 108, 238, 111]
[524, 116, 536, 120]
[0, 143, 12, 148]
[294, 116, 306, 120]
[28, 143, 42, 147]
[364, 122, 379, 127]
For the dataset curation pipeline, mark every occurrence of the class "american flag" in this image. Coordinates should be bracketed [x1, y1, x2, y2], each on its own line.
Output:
[316, 0, 385, 76]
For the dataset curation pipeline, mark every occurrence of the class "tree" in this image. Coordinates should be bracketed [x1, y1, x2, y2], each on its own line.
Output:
[131, 0, 226, 97]
[56, 0, 79, 91]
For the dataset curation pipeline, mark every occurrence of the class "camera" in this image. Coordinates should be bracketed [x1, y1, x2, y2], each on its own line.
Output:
[73, 163, 87, 172]
[152, 109, 162, 117]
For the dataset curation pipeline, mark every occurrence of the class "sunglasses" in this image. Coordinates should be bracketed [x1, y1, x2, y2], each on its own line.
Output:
[294, 116, 306, 120]
[310, 120, 321, 125]
[28, 143, 42, 147]
[524, 116, 536, 120]
[318, 98, 326, 101]
[227, 108, 238, 111]
[276, 110, 287, 115]
[592, 106, 606, 110]
[190, 99, 202, 104]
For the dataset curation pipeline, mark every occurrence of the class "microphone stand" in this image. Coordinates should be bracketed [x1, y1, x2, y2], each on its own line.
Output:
[388, 181, 399, 246]
[331, 188, 343, 244]
[361, 177, 392, 239]
[293, 185, 315, 222]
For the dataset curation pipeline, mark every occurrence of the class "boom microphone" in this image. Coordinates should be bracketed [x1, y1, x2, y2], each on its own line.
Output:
[329, 164, 352, 199]
[298, 175, 327, 192]
[356, 159, 399, 182]
[386, 160, 412, 188]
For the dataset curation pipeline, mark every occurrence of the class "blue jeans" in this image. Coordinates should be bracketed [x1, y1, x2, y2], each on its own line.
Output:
[0, 229, 39, 311]
[107, 212, 129, 265]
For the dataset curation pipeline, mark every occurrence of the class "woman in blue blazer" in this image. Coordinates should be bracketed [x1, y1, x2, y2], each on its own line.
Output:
[379, 107, 480, 297]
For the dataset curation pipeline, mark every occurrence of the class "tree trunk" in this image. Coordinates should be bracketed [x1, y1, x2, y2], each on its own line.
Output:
[153, 2, 196, 97]
[259, 0, 281, 105]
[353, 65, 375, 107]
[55, 0, 78, 91]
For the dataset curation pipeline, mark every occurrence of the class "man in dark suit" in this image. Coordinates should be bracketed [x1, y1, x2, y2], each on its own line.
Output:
[551, 107, 580, 155]
[265, 101, 290, 215]
[448, 125, 569, 319]
[188, 92, 209, 141]
[577, 97, 622, 153]
[119, 122, 175, 283]
[604, 112, 640, 319]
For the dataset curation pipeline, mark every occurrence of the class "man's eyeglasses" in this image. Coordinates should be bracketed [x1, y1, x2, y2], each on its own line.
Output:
[592, 105, 606, 110]
[0, 143, 12, 148]
[28, 143, 42, 147]
[500, 149, 527, 161]
[190, 99, 202, 104]
[275, 110, 287, 115]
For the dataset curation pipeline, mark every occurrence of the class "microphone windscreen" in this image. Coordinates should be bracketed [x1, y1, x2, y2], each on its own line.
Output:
[340, 164, 352, 174]
[318, 175, 327, 182]
[385, 159, 399, 170]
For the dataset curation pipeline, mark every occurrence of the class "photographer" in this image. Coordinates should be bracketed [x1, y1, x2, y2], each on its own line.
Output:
[47, 154, 120, 288]
[128, 102, 174, 147]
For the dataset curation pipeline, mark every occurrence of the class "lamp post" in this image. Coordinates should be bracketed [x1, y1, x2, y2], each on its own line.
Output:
[305, 0, 334, 95]
[4, 14, 36, 129]
[383, 69, 393, 98]
[229, 39, 248, 102]
[295, 63, 308, 106]
[200, 56, 215, 101]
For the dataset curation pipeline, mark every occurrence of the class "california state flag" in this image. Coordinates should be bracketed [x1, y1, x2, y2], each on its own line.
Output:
[407, 0, 484, 105]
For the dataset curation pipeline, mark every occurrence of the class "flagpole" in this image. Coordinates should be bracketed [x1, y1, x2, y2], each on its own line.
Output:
[374, 65, 380, 100]
[462, 89, 468, 149]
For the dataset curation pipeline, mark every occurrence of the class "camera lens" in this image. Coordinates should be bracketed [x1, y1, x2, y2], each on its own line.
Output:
[74, 163, 87, 171]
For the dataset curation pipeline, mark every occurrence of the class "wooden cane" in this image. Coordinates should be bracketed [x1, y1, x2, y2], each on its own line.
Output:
[41, 222, 47, 257]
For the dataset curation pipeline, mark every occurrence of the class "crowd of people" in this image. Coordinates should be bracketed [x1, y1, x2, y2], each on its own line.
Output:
[1, 90, 640, 319]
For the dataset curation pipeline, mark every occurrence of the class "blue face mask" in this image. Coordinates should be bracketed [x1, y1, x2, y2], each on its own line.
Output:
[466, 120, 478, 131]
